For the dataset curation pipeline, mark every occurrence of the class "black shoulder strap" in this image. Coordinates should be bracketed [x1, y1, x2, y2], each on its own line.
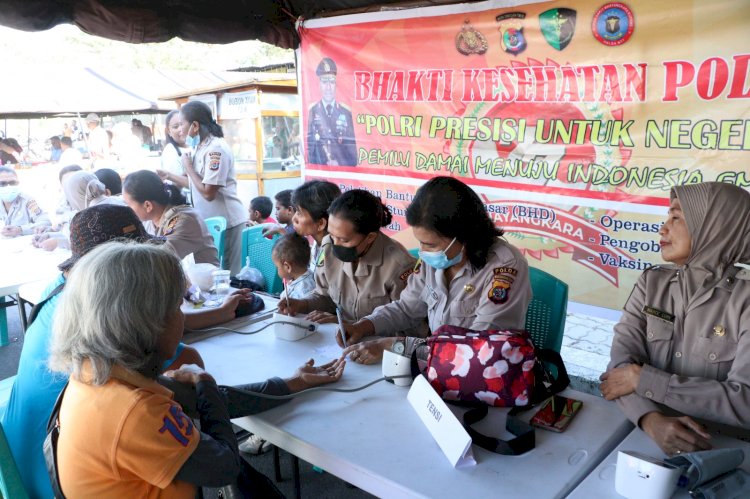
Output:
[43, 381, 68, 499]
[28, 282, 65, 327]
[462, 348, 570, 456]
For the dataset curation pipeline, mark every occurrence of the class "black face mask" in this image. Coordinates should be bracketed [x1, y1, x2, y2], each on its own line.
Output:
[332, 244, 360, 262]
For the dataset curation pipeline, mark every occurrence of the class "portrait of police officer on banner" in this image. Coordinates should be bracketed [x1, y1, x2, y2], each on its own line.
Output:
[307, 57, 358, 167]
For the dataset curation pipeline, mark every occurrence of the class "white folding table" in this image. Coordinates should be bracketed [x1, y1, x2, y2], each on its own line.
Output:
[191, 299, 634, 499]
[0, 235, 69, 345]
[568, 427, 750, 498]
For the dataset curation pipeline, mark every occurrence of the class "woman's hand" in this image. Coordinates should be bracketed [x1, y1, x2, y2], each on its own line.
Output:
[1, 225, 21, 237]
[305, 310, 337, 324]
[285, 358, 346, 392]
[163, 364, 216, 386]
[277, 297, 305, 317]
[640, 411, 712, 455]
[217, 288, 254, 320]
[33, 233, 62, 251]
[599, 364, 642, 400]
[335, 320, 374, 347]
[342, 338, 394, 365]
[181, 152, 195, 172]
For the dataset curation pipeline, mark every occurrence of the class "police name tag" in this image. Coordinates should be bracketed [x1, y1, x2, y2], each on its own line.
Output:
[407, 376, 476, 468]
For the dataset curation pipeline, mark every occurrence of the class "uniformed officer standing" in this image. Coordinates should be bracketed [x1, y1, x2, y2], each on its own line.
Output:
[0, 166, 51, 236]
[335, 177, 533, 364]
[306, 58, 358, 167]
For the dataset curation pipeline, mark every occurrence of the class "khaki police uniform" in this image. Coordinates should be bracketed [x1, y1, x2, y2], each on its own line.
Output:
[191, 135, 246, 274]
[1, 193, 51, 235]
[365, 238, 532, 335]
[302, 233, 419, 327]
[609, 263, 750, 430]
[306, 101, 357, 166]
[306, 57, 357, 167]
[156, 205, 219, 266]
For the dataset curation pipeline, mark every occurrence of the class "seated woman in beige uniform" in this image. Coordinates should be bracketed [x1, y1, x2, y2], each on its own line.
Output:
[122, 170, 219, 266]
[600, 182, 750, 456]
[0, 166, 51, 236]
[339, 176, 532, 364]
[278, 189, 418, 328]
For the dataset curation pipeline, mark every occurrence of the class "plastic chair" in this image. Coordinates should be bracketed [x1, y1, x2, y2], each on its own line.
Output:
[0, 420, 29, 499]
[524, 267, 569, 353]
[408, 248, 420, 259]
[204, 216, 227, 268]
[241, 226, 284, 295]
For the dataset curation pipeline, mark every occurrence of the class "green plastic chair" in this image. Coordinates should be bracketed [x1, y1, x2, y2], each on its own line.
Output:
[524, 267, 569, 353]
[241, 226, 284, 295]
[204, 216, 227, 268]
[0, 420, 29, 499]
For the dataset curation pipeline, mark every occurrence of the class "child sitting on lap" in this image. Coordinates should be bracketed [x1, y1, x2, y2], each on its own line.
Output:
[273, 233, 316, 300]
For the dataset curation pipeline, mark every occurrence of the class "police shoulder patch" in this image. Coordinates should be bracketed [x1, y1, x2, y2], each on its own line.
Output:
[164, 217, 179, 236]
[488, 266, 516, 304]
[27, 199, 42, 216]
[400, 268, 414, 282]
[208, 151, 222, 171]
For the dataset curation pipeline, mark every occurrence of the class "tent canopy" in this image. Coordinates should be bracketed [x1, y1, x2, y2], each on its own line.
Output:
[0, 0, 460, 49]
[0, 68, 289, 118]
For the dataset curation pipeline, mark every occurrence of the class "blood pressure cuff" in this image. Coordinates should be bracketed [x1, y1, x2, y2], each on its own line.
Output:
[690, 469, 750, 499]
[665, 448, 745, 489]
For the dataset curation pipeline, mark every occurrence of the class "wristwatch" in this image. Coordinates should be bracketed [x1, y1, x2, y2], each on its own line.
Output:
[392, 338, 406, 355]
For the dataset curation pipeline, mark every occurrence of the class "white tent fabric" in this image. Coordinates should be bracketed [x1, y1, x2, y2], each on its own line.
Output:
[0, 67, 282, 117]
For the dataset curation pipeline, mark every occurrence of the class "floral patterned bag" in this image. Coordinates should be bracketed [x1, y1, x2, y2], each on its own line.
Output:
[425, 327, 538, 407]
[422, 325, 569, 455]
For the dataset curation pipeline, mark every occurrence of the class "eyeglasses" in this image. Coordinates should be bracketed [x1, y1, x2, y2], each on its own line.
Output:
[0, 180, 19, 187]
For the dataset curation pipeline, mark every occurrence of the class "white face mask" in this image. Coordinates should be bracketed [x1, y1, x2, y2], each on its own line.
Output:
[0, 185, 20, 203]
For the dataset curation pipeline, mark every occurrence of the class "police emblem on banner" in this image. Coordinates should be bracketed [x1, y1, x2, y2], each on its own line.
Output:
[539, 8, 577, 51]
[592, 2, 634, 46]
[496, 12, 527, 55]
[455, 20, 488, 55]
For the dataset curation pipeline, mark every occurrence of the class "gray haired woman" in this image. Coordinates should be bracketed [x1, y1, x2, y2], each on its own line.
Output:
[48, 242, 239, 497]
[48, 241, 345, 497]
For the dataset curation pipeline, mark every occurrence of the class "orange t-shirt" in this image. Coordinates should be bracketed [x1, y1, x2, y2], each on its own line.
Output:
[57, 362, 199, 498]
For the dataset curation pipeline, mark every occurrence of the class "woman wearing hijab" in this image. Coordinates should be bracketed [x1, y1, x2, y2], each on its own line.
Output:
[34, 171, 125, 251]
[62, 170, 124, 212]
[600, 182, 750, 455]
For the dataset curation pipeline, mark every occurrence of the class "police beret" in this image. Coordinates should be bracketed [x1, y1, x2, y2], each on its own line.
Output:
[316, 57, 337, 77]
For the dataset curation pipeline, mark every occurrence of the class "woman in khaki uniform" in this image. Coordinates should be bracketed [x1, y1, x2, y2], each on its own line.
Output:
[600, 182, 750, 456]
[123, 170, 219, 266]
[339, 176, 532, 364]
[279, 189, 419, 330]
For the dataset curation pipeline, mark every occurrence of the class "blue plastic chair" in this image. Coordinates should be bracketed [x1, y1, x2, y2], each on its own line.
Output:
[0, 419, 29, 499]
[524, 267, 569, 353]
[408, 248, 420, 259]
[204, 216, 227, 268]
[241, 226, 284, 295]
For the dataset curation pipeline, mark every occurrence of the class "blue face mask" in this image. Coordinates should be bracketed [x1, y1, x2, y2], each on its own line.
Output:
[419, 237, 462, 270]
[185, 132, 200, 149]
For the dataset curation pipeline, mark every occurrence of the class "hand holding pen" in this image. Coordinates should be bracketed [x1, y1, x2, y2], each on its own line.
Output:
[336, 307, 348, 348]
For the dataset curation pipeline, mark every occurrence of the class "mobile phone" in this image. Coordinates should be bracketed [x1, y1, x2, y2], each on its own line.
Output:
[530, 395, 583, 432]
